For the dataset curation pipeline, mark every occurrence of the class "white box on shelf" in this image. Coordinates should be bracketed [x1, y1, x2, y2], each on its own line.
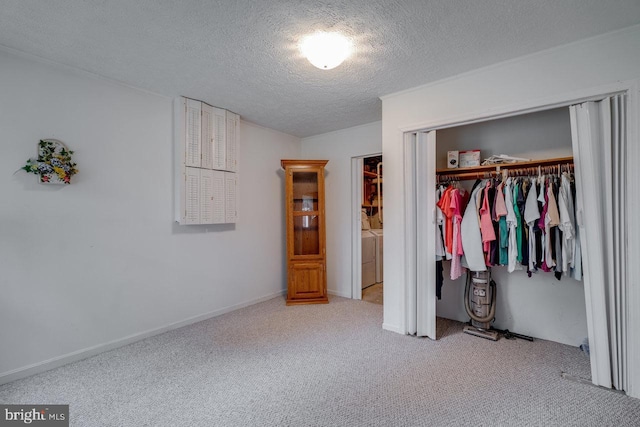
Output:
[459, 150, 481, 168]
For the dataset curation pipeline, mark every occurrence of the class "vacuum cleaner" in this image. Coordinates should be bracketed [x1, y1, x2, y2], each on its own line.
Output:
[463, 270, 499, 341]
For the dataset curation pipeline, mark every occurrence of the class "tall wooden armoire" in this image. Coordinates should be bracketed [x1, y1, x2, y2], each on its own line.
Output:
[281, 159, 329, 305]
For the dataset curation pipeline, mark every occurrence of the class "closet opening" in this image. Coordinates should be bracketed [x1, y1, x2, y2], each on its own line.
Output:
[434, 107, 584, 347]
[404, 92, 629, 392]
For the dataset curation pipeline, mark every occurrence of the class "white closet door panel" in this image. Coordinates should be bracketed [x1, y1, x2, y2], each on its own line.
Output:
[570, 102, 612, 388]
[404, 132, 418, 335]
[201, 104, 214, 169]
[226, 112, 238, 172]
[185, 99, 201, 168]
[212, 170, 226, 224]
[416, 131, 437, 339]
[200, 169, 214, 224]
[213, 107, 227, 170]
[225, 172, 237, 223]
[184, 167, 201, 224]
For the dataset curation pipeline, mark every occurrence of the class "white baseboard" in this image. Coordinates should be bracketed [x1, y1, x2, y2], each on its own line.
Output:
[382, 322, 404, 334]
[327, 289, 352, 298]
[0, 290, 286, 386]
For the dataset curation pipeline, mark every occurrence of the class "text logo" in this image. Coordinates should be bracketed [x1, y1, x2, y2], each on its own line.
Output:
[0, 405, 68, 426]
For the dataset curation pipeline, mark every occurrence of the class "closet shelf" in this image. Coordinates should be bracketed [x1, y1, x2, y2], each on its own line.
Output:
[436, 156, 574, 180]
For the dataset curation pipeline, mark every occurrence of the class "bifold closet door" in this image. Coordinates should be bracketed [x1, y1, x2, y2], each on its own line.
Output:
[570, 94, 627, 391]
[416, 131, 437, 338]
[405, 131, 436, 339]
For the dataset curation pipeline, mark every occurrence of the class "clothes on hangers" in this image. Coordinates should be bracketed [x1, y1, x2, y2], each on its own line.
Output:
[504, 178, 522, 273]
[436, 167, 581, 283]
[435, 185, 446, 261]
[450, 186, 466, 280]
[494, 180, 509, 266]
[524, 177, 540, 272]
[460, 182, 486, 272]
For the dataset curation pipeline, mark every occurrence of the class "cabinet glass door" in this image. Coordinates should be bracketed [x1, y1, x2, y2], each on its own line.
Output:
[292, 170, 320, 256]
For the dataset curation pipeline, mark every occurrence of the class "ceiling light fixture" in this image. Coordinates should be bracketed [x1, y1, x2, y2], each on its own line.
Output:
[300, 32, 352, 70]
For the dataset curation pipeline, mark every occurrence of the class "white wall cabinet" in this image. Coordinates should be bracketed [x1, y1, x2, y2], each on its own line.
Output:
[175, 96, 239, 224]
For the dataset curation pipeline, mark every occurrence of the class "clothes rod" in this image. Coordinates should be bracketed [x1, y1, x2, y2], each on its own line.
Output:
[436, 156, 573, 181]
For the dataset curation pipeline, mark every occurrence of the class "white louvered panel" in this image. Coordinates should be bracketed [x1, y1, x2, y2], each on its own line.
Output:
[200, 169, 214, 224]
[185, 99, 201, 167]
[213, 107, 227, 170]
[184, 167, 201, 224]
[212, 170, 226, 224]
[225, 172, 237, 223]
[175, 97, 240, 225]
[225, 112, 238, 172]
[201, 103, 214, 169]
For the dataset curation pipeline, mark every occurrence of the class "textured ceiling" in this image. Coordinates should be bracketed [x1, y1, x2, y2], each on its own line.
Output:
[1, 1, 639, 137]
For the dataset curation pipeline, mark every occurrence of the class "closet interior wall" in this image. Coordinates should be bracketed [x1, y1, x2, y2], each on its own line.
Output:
[435, 107, 587, 346]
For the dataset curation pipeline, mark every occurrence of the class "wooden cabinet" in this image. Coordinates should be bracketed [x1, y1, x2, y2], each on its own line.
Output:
[174, 96, 239, 224]
[281, 159, 329, 305]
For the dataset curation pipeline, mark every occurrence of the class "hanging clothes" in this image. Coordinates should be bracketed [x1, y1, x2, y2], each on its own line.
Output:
[544, 178, 560, 271]
[504, 178, 522, 273]
[515, 179, 529, 268]
[494, 180, 509, 266]
[436, 164, 580, 283]
[460, 182, 486, 272]
[435, 185, 446, 261]
[479, 181, 497, 266]
[449, 186, 467, 280]
[437, 186, 454, 260]
[524, 177, 540, 272]
[558, 173, 575, 274]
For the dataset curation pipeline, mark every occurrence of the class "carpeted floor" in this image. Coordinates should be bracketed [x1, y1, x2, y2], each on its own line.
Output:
[1, 296, 638, 426]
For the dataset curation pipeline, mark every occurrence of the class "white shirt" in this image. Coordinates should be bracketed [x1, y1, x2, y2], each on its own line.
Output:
[524, 178, 540, 271]
[460, 183, 486, 272]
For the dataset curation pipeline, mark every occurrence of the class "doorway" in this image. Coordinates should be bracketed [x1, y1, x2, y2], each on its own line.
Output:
[351, 153, 383, 303]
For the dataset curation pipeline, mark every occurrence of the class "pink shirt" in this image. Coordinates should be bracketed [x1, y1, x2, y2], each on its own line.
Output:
[450, 189, 465, 280]
[479, 182, 496, 265]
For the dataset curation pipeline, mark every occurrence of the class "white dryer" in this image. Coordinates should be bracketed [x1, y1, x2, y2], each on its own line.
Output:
[361, 230, 376, 289]
[368, 228, 383, 283]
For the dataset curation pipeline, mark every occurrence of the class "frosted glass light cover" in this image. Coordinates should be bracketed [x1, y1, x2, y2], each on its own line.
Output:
[300, 32, 352, 70]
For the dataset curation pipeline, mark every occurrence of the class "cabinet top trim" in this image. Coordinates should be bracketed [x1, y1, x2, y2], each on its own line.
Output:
[281, 159, 329, 169]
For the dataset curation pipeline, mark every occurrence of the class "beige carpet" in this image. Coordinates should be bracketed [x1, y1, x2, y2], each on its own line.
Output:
[1, 296, 637, 426]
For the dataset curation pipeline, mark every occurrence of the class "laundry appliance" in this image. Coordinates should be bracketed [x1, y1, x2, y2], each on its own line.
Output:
[361, 230, 376, 289]
[368, 228, 383, 283]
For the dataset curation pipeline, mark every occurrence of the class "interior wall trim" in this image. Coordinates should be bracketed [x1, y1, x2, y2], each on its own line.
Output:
[399, 81, 632, 134]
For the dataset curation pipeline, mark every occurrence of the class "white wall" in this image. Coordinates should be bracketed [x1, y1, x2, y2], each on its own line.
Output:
[380, 24, 640, 397]
[301, 122, 382, 297]
[0, 49, 300, 382]
[435, 107, 573, 168]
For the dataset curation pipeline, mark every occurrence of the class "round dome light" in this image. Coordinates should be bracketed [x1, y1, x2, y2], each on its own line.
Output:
[300, 32, 352, 70]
